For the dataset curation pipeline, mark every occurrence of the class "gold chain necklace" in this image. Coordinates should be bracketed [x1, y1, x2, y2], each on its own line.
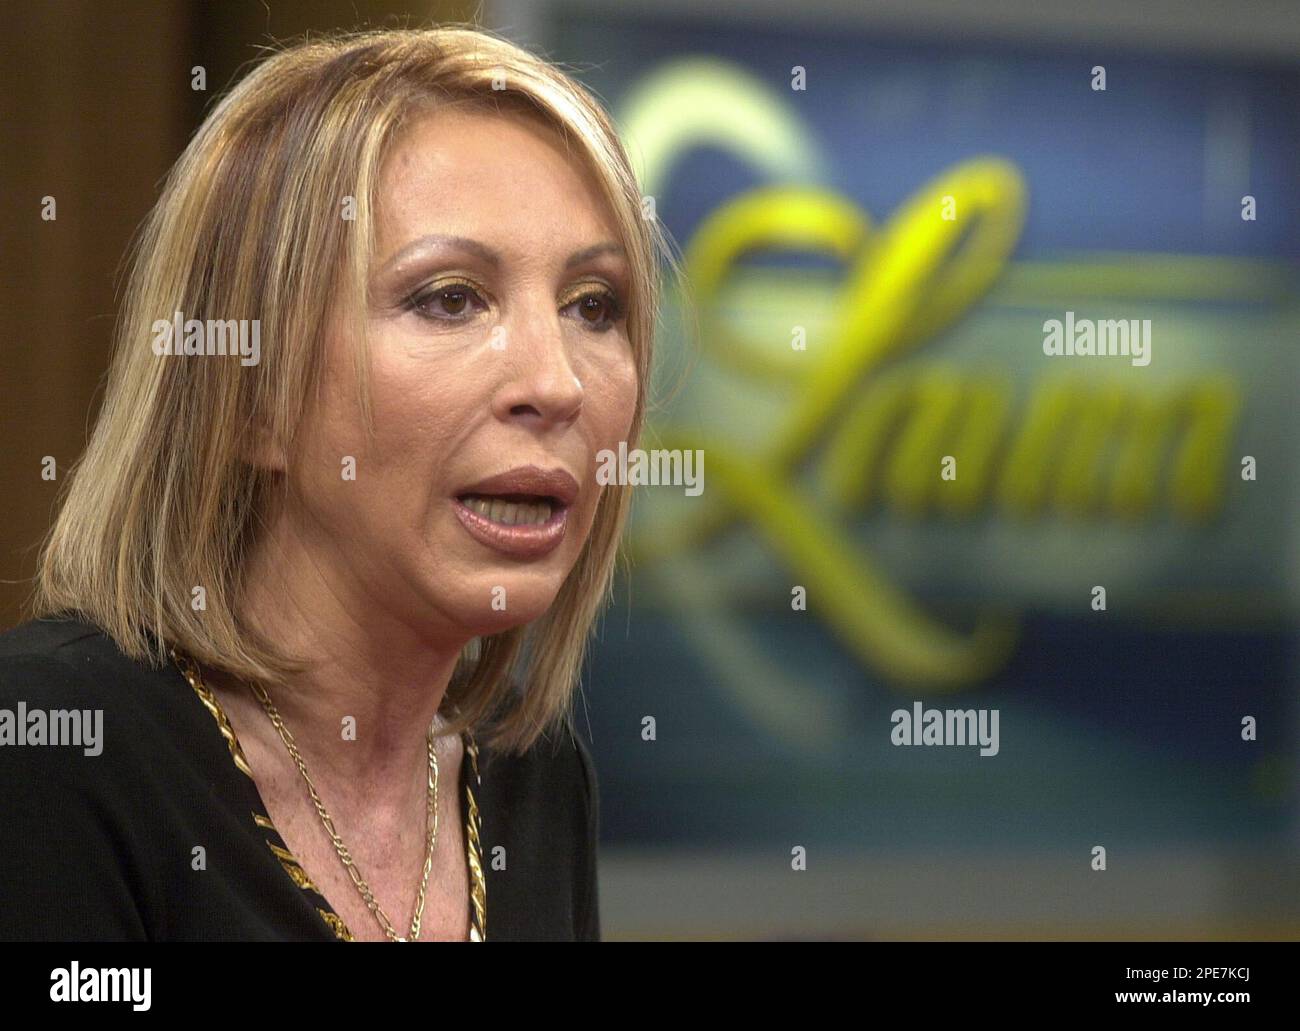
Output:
[172, 651, 485, 941]
[247, 679, 439, 942]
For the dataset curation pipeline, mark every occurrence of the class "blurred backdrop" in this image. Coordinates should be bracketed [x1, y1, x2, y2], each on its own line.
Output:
[2, 0, 1298, 939]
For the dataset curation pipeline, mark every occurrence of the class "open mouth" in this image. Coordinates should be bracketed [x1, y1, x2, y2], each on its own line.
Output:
[451, 465, 578, 558]
[454, 493, 565, 527]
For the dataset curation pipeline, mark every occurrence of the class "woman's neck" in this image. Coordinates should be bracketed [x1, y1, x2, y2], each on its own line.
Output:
[223, 521, 470, 806]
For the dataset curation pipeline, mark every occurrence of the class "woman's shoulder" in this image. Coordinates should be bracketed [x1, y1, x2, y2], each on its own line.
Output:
[0, 611, 105, 657]
[0, 613, 122, 702]
[0, 613, 199, 756]
[476, 711, 597, 804]
[473, 711, 601, 940]
[0, 615, 178, 940]
[472, 711, 599, 846]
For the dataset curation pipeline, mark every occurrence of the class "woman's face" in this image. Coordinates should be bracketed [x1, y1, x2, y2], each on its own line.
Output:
[286, 105, 638, 644]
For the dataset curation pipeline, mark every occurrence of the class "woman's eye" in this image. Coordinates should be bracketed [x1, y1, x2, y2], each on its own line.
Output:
[567, 289, 624, 332]
[406, 282, 623, 330]
[407, 283, 486, 321]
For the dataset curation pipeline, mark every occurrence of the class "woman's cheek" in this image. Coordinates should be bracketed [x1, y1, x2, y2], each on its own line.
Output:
[589, 350, 638, 439]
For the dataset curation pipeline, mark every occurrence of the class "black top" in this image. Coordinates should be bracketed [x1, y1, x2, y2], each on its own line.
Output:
[0, 615, 599, 941]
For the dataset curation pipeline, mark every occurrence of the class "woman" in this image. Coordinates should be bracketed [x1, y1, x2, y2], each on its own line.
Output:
[0, 25, 675, 941]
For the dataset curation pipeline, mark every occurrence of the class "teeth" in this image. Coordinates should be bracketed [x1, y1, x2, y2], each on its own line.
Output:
[460, 494, 553, 526]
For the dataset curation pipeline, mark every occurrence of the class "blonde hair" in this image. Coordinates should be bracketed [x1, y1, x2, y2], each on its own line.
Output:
[32, 24, 680, 755]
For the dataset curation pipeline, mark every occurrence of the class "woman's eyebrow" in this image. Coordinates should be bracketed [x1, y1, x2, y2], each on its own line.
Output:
[378, 234, 626, 274]
[564, 241, 627, 269]
[380, 233, 500, 273]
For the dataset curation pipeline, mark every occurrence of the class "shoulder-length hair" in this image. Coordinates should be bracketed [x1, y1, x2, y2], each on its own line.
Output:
[32, 23, 680, 755]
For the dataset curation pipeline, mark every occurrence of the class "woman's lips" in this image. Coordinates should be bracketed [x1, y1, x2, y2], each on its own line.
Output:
[452, 495, 569, 559]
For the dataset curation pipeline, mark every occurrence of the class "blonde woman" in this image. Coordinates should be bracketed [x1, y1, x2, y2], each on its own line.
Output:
[0, 25, 674, 941]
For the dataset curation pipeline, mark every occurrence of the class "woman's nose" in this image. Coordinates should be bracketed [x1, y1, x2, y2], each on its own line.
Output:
[490, 312, 584, 428]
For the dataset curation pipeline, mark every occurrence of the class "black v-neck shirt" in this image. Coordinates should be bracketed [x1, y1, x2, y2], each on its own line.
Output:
[0, 615, 600, 941]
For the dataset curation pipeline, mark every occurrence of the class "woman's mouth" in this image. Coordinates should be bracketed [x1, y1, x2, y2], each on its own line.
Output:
[458, 494, 556, 526]
[452, 492, 569, 558]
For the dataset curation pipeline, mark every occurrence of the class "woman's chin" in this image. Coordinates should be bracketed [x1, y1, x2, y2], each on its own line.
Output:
[446, 585, 560, 635]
